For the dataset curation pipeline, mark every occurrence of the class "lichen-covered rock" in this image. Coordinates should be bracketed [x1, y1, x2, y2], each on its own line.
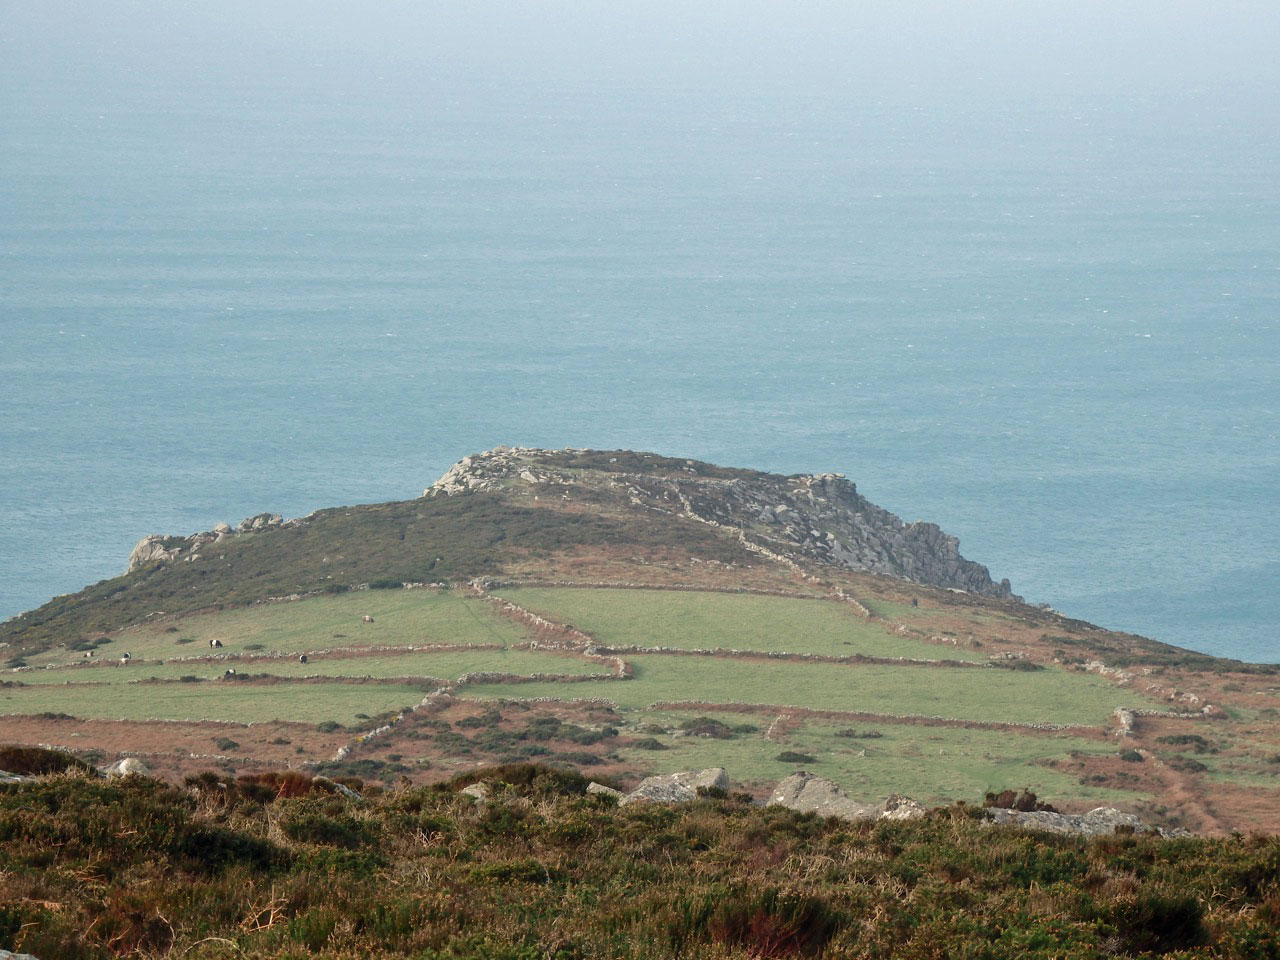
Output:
[983, 806, 1188, 837]
[0, 949, 44, 960]
[460, 782, 490, 803]
[619, 767, 729, 805]
[767, 772, 877, 820]
[105, 757, 148, 778]
[586, 782, 624, 800]
[0, 771, 35, 785]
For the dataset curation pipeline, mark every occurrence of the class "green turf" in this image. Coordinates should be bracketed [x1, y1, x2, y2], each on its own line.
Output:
[460, 654, 1156, 725]
[0, 681, 428, 725]
[13, 648, 610, 686]
[495, 587, 984, 660]
[620, 709, 1139, 806]
[26, 590, 525, 667]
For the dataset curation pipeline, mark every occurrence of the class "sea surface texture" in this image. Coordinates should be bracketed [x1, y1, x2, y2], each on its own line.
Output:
[1, 70, 1276, 661]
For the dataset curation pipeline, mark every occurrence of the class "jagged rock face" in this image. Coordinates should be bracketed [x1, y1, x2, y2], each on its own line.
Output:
[425, 447, 1016, 600]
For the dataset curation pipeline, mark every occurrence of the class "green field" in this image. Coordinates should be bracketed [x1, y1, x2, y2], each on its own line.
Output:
[0, 681, 428, 725]
[618, 709, 1137, 805]
[12, 647, 610, 687]
[26, 589, 525, 667]
[460, 653, 1152, 725]
[496, 587, 984, 660]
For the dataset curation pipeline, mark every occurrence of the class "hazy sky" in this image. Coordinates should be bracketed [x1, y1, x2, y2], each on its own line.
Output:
[3, 1, 1279, 111]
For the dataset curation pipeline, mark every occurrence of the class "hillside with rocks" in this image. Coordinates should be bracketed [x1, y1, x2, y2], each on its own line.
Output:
[427, 447, 1018, 599]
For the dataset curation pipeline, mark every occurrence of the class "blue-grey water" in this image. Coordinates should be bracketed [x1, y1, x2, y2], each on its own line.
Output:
[2, 66, 1277, 661]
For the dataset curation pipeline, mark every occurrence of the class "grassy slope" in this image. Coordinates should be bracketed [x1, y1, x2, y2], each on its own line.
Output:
[10, 648, 610, 687]
[0, 681, 428, 725]
[497, 587, 984, 660]
[24, 590, 525, 667]
[460, 654, 1154, 725]
[1, 491, 754, 653]
[618, 709, 1134, 805]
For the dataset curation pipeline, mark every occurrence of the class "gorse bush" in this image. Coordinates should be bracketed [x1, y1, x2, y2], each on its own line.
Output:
[2, 762, 1279, 959]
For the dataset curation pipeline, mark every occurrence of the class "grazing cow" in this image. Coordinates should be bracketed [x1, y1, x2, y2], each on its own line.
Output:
[120, 652, 131, 662]
[298, 654, 308, 664]
[210, 638, 223, 649]
[362, 615, 375, 624]
[84, 650, 94, 658]
[224, 668, 236, 677]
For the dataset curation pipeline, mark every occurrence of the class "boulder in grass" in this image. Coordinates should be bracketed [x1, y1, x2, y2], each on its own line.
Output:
[586, 781, 624, 801]
[618, 767, 729, 806]
[106, 757, 148, 778]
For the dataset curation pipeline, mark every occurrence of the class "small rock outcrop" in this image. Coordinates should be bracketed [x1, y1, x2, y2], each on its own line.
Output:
[618, 767, 730, 805]
[767, 771, 878, 820]
[0, 771, 35, 785]
[425, 447, 1016, 599]
[586, 782, 624, 800]
[983, 806, 1188, 838]
[460, 782, 490, 803]
[126, 512, 302, 573]
[105, 757, 148, 778]
[0, 949, 43, 960]
[767, 772, 927, 822]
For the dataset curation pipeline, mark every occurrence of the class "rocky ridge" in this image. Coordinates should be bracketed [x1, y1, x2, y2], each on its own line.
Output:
[125, 513, 305, 574]
[427, 446, 1017, 599]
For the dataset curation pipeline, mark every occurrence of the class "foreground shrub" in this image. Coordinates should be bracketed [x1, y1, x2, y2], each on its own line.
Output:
[0, 745, 94, 777]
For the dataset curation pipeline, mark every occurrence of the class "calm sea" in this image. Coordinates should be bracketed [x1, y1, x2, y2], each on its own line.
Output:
[1, 72, 1276, 661]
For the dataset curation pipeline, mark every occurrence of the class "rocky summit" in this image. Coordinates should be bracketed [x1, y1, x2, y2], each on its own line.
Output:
[426, 446, 1017, 599]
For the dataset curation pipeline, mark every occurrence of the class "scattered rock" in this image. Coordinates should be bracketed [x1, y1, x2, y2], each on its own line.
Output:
[0, 771, 35, 785]
[983, 806, 1189, 838]
[619, 767, 729, 805]
[0, 949, 44, 960]
[105, 758, 148, 778]
[586, 782, 624, 800]
[461, 782, 490, 803]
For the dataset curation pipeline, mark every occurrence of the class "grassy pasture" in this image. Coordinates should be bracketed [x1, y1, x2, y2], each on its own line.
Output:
[459, 654, 1152, 725]
[26, 589, 524, 667]
[0, 680, 426, 725]
[12, 648, 610, 687]
[495, 587, 984, 660]
[621, 709, 1136, 806]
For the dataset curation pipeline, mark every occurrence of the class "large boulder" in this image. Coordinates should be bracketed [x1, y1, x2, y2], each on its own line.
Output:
[586, 782, 624, 801]
[766, 772, 878, 820]
[126, 535, 181, 573]
[619, 767, 729, 806]
[105, 757, 148, 778]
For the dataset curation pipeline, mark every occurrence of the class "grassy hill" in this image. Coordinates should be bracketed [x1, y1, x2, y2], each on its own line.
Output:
[3, 448, 1278, 835]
